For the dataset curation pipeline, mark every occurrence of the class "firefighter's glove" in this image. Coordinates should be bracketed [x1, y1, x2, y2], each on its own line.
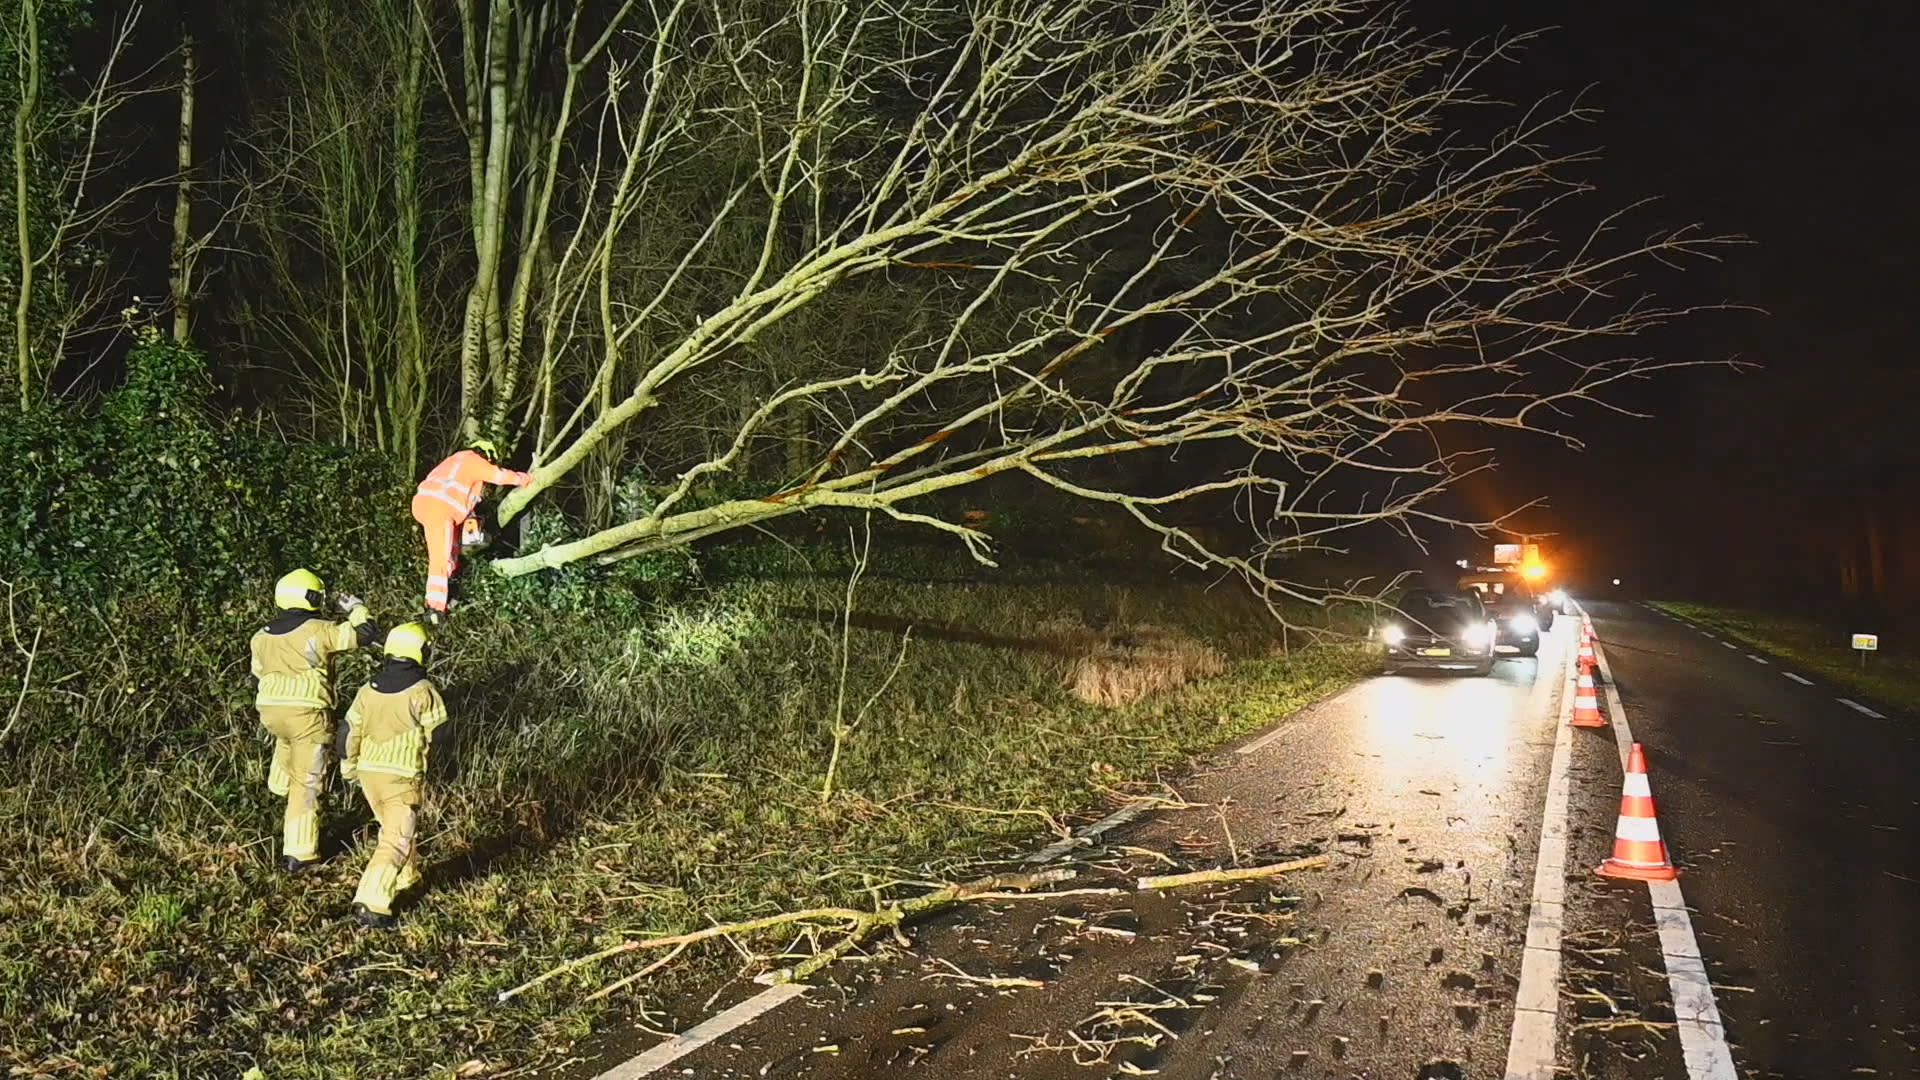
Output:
[339, 595, 370, 624]
[340, 759, 360, 783]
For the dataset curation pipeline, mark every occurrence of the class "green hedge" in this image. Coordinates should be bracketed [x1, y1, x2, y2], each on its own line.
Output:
[0, 338, 416, 606]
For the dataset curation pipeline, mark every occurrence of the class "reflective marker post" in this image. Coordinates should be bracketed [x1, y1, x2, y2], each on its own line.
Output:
[1852, 632, 1878, 671]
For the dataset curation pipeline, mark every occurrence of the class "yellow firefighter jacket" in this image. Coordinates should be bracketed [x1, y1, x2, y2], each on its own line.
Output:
[342, 661, 449, 781]
[250, 609, 374, 711]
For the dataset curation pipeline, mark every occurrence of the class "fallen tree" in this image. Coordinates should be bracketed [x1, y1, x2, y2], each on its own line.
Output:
[248, 0, 1721, 618]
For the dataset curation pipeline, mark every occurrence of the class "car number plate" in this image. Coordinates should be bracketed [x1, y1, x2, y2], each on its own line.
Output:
[1418, 647, 1451, 657]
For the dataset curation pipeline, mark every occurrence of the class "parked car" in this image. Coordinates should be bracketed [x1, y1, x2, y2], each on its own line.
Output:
[1481, 587, 1543, 657]
[1457, 571, 1555, 634]
[1377, 588, 1497, 676]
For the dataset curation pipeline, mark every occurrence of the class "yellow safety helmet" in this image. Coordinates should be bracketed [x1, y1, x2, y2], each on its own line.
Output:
[383, 622, 431, 664]
[470, 438, 501, 461]
[274, 568, 325, 611]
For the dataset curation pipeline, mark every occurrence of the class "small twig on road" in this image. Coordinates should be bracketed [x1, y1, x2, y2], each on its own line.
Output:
[1571, 1018, 1675, 1037]
[926, 957, 1046, 989]
[1111, 844, 1180, 867]
[1138, 854, 1330, 890]
[1088, 781, 1202, 811]
[934, 801, 1073, 842]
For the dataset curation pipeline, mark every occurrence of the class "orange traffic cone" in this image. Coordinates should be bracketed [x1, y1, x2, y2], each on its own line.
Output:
[1571, 667, 1606, 727]
[1578, 633, 1596, 668]
[1597, 743, 1678, 881]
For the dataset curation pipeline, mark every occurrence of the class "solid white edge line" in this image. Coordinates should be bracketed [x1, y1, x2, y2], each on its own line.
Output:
[1783, 672, 1813, 686]
[1589, 614, 1740, 1080]
[600, 790, 1162, 1077]
[1838, 698, 1886, 720]
[1503, 626, 1575, 1080]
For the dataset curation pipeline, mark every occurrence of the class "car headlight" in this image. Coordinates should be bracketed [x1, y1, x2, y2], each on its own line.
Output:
[1462, 622, 1492, 649]
[1510, 613, 1539, 635]
[1381, 625, 1406, 646]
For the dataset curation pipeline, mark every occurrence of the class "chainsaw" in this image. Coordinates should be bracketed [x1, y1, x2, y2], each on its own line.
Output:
[460, 512, 492, 554]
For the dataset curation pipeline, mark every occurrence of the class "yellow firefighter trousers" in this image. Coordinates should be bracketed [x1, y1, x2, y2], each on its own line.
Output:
[259, 706, 331, 862]
[353, 771, 424, 915]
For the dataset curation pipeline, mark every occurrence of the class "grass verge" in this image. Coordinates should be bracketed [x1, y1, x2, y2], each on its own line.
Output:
[0, 569, 1369, 1080]
[1651, 601, 1920, 713]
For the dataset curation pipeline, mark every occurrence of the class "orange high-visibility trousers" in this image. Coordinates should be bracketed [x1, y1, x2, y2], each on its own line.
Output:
[411, 493, 461, 613]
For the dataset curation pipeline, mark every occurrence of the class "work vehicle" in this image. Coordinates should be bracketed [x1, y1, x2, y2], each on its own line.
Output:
[1457, 570, 1554, 636]
[1490, 540, 1565, 612]
[1377, 588, 1497, 677]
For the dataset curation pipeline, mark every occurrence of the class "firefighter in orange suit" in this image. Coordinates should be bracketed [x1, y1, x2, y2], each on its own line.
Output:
[341, 622, 447, 928]
[250, 569, 378, 873]
[411, 439, 530, 618]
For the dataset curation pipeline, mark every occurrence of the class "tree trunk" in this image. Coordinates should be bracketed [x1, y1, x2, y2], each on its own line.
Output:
[458, 0, 515, 440]
[168, 36, 196, 343]
[12, 0, 42, 404]
[390, 4, 429, 474]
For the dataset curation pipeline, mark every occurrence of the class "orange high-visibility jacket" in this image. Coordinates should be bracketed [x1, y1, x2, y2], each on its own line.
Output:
[415, 450, 530, 520]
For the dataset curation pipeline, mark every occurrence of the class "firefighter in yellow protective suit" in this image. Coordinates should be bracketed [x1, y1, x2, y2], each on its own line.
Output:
[250, 569, 378, 872]
[341, 622, 448, 928]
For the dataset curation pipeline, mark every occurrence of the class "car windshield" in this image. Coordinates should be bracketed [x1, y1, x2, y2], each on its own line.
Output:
[1398, 590, 1478, 619]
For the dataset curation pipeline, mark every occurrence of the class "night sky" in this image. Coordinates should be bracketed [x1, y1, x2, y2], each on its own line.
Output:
[1417, 1, 1920, 600]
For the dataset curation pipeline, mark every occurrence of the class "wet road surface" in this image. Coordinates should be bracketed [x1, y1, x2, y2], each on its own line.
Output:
[1589, 601, 1920, 1079]
[594, 624, 1585, 1080]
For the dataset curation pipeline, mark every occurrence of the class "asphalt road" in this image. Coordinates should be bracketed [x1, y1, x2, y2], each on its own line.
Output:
[1590, 600, 1920, 1079]
[587, 624, 1581, 1080]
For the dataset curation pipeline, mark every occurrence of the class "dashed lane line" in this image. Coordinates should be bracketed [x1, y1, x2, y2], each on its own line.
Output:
[1590, 619, 1740, 1080]
[1839, 698, 1886, 720]
[1502, 628, 1576, 1080]
[1719, 640, 1737, 649]
[1747, 654, 1769, 665]
[590, 985, 809, 1080]
[1783, 672, 1813, 686]
[1235, 682, 1366, 756]
[1023, 799, 1155, 863]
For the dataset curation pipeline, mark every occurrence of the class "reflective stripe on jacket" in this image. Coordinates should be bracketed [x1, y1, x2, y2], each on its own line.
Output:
[415, 450, 530, 519]
[251, 617, 360, 710]
[343, 679, 449, 780]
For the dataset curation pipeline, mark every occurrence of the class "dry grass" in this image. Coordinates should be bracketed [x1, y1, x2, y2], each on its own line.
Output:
[1064, 624, 1230, 707]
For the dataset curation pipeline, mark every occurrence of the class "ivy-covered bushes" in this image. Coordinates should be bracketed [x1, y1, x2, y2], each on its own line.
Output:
[0, 336, 416, 606]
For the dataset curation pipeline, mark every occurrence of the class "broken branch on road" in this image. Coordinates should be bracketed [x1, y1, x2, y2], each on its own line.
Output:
[1137, 854, 1332, 890]
[514, 851, 1334, 1003]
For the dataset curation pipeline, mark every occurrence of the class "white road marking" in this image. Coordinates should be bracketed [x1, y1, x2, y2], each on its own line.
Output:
[1783, 672, 1813, 686]
[1719, 640, 1737, 649]
[1747, 655, 1768, 665]
[591, 984, 809, 1079]
[1589, 616, 1740, 1080]
[1237, 679, 1372, 755]
[1024, 799, 1154, 863]
[1839, 698, 1886, 720]
[1504, 629, 1575, 1080]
